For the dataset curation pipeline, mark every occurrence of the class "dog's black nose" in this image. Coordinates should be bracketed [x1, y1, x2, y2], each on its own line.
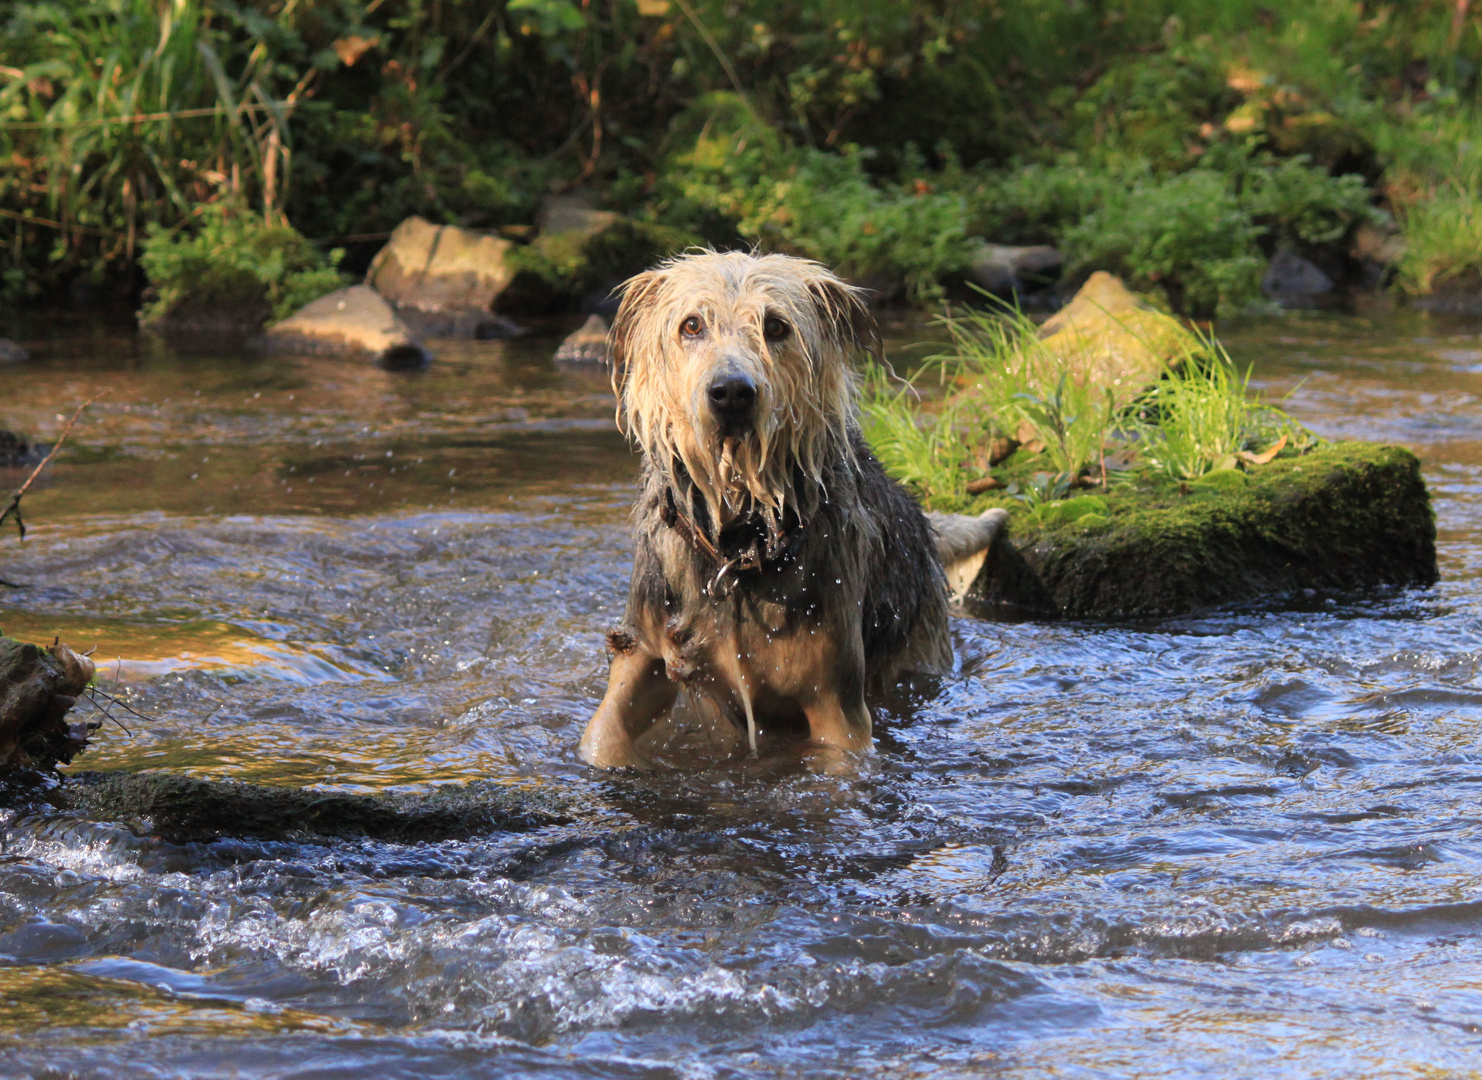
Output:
[707, 374, 757, 420]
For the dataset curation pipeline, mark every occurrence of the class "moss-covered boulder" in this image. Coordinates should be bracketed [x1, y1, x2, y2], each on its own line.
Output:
[968, 441, 1436, 618]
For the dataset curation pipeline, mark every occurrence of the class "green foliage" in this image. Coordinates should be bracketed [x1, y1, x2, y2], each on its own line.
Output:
[661, 95, 976, 299]
[1396, 184, 1482, 295]
[3, 0, 1482, 306]
[138, 204, 348, 326]
[862, 303, 1314, 507]
[1062, 170, 1266, 318]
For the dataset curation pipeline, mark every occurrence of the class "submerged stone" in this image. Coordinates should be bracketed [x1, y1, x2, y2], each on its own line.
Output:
[52, 772, 574, 844]
[0, 339, 29, 364]
[967, 441, 1436, 618]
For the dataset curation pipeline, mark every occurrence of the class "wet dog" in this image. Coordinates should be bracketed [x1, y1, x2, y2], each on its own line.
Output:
[579, 251, 1005, 769]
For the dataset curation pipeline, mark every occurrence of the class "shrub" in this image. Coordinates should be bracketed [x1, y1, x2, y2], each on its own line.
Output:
[1237, 154, 1377, 249]
[660, 95, 978, 300]
[1061, 170, 1266, 317]
[138, 205, 348, 327]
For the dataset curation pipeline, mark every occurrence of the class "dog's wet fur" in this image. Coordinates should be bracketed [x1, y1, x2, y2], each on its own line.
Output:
[579, 251, 956, 771]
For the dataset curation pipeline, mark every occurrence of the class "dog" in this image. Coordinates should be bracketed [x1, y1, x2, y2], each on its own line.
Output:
[578, 251, 1007, 770]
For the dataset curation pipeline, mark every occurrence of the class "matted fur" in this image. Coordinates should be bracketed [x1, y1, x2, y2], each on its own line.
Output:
[611, 249, 879, 545]
[580, 249, 950, 770]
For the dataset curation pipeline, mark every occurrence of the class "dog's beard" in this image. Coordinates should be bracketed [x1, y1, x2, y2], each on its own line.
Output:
[664, 423, 804, 549]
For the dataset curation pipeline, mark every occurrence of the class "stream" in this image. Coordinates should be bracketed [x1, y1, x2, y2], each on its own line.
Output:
[0, 305, 1480, 1077]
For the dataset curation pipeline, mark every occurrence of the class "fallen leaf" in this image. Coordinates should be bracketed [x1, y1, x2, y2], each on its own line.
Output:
[333, 35, 380, 67]
[1238, 433, 1288, 466]
[965, 476, 1005, 495]
[987, 436, 1020, 466]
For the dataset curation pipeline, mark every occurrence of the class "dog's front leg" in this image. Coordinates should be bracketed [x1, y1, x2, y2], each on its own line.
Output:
[799, 638, 872, 773]
[579, 644, 677, 769]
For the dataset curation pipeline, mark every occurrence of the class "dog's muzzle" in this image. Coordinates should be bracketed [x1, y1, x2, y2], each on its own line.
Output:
[707, 373, 756, 435]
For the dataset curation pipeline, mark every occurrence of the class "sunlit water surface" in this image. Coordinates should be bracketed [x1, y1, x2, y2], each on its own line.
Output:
[0, 307, 1480, 1078]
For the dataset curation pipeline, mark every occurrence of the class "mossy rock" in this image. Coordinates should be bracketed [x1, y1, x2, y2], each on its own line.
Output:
[964, 441, 1436, 618]
[46, 772, 576, 844]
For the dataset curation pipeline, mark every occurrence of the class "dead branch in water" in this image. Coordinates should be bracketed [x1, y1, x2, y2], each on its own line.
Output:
[0, 398, 95, 587]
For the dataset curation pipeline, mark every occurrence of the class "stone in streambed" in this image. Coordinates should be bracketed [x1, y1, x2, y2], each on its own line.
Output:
[1263, 249, 1334, 301]
[56, 771, 575, 844]
[968, 441, 1436, 618]
[1034, 271, 1199, 410]
[0, 637, 95, 772]
[0, 339, 28, 364]
[969, 243, 1063, 295]
[265, 285, 431, 367]
[554, 314, 609, 364]
[366, 216, 518, 338]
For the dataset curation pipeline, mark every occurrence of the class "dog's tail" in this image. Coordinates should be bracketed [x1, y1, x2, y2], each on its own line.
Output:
[925, 508, 1010, 605]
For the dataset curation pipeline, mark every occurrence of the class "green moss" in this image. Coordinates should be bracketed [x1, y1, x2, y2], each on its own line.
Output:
[967, 441, 1436, 618]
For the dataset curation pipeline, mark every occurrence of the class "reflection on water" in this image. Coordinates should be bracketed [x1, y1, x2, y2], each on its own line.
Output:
[0, 310, 1481, 1077]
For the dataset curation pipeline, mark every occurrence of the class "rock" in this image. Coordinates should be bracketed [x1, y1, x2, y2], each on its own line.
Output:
[1350, 223, 1406, 266]
[554, 314, 609, 364]
[969, 243, 1063, 295]
[969, 442, 1436, 618]
[0, 637, 96, 773]
[536, 193, 620, 240]
[52, 772, 575, 844]
[0, 339, 28, 364]
[1035, 271, 1199, 409]
[1263, 249, 1335, 300]
[366, 216, 515, 334]
[0, 431, 35, 466]
[264, 285, 431, 367]
[398, 309, 526, 340]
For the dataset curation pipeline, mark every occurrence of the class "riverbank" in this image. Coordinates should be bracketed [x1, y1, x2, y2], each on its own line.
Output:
[3, 1, 1481, 323]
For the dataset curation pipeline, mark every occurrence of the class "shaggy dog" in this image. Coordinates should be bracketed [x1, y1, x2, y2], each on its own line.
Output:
[579, 251, 1005, 770]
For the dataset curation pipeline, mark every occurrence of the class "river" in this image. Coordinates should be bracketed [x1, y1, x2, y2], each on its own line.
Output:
[0, 305, 1479, 1078]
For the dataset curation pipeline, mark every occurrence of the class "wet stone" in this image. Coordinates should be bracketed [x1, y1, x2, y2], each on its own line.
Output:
[554, 313, 610, 364]
[53, 771, 576, 844]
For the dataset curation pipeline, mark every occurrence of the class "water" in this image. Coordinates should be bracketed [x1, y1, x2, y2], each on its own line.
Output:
[0, 307, 1480, 1078]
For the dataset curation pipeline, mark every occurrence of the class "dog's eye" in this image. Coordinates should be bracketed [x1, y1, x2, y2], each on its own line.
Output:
[680, 315, 704, 338]
[763, 316, 791, 342]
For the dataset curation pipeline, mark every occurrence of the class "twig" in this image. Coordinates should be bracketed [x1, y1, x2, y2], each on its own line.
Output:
[82, 689, 133, 736]
[0, 398, 96, 541]
[86, 684, 157, 728]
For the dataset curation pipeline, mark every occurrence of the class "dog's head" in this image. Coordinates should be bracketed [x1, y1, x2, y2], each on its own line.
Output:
[610, 250, 878, 540]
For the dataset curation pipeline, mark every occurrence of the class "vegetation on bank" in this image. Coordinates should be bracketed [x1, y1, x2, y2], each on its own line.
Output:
[2, 0, 1481, 314]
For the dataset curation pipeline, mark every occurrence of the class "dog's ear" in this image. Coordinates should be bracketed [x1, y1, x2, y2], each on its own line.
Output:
[807, 275, 881, 364]
[609, 269, 663, 391]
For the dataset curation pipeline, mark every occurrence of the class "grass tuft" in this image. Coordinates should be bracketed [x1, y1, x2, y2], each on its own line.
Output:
[862, 304, 1315, 509]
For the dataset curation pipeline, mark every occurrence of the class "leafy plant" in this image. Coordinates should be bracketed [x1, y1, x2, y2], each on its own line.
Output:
[138, 204, 347, 326]
[1061, 169, 1267, 317]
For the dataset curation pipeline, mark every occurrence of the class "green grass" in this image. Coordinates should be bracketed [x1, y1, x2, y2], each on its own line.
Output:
[861, 305, 1315, 512]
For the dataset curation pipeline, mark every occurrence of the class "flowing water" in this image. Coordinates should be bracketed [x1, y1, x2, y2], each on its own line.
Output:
[0, 305, 1480, 1078]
